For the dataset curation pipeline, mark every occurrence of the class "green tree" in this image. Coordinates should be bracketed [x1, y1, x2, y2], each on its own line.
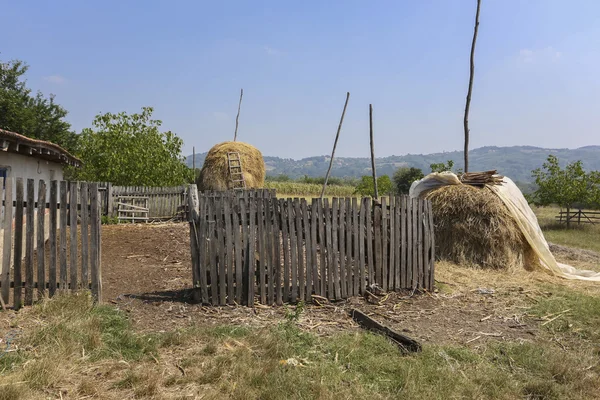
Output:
[529, 155, 600, 227]
[430, 160, 454, 173]
[354, 175, 392, 197]
[72, 107, 193, 186]
[393, 167, 424, 195]
[0, 58, 78, 152]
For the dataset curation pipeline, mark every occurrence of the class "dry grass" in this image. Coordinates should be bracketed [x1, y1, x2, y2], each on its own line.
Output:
[197, 141, 265, 191]
[427, 185, 537, 270]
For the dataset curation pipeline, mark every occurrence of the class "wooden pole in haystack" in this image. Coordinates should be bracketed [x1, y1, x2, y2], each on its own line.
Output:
[463, 0, 481, 173]
[369, 104, 378, 200]
[234, 88, 244, 142]
[192, 146, 196, 171]
[320, 92, 350, 199]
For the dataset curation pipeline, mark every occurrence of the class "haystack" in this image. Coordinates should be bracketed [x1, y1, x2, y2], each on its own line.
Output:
[197, 141, 265, 191]
[426, 184, 538, 270]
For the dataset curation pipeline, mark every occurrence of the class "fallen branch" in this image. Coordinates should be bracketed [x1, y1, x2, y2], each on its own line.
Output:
[349, 308, 421, 352]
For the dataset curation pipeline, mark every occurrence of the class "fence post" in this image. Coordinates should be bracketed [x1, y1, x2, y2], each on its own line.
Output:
[107, 183, 113, 217]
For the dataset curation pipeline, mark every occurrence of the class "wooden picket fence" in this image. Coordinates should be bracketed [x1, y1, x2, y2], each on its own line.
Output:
[99, 183, 188, 221]
[188, 189, 434, 306]
[1, 178, 102, 309]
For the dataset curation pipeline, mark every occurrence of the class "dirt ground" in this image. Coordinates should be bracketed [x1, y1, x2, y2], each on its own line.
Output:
[95, 222, 600, 347]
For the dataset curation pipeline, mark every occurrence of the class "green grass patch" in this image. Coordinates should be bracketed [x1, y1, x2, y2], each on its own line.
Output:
[533, 206, 600, 253]
[265, 181, 357, 197]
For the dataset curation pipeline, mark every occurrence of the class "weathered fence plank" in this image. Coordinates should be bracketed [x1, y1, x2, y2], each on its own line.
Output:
[13, 178, 24, 309]
[366, 200, 373, 287]
[59, 181, 68, 291]
[36, 180, 46, 298]
[338, 198, 346, 299]
[389, 196, 395, 291]
[411, 198, 418, 289]
[224, 198, 234, 305]
[90, 183, 102, 302]
[346, 198, 353, 297]
[358, 198, 366, 295]
[70, 182, 79, 290]
[302, 199, 312, 301]
[81, 183, 89, 288]
[288, 199, 298, 303]
[25, 179, 35, 305]
[295, 199, 305, 302]
[318, 200, 327, 297]
[310, 199, 319, 302]
[1, 178, 13, 304]
[381, 197, 387, 291]
[49, 181, 58, 296]
[281, 199, 290, 302]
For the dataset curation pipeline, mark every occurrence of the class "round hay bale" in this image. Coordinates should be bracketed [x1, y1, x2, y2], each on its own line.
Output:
[426, 184, 537, 270]
[197, 141, 265, 191]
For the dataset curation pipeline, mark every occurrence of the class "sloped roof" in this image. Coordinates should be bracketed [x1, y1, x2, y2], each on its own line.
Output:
[0, 128, 81, 167]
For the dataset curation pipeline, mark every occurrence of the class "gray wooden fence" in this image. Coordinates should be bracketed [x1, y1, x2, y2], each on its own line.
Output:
[188, 188, 434, 306]
[99, 183, 188, 221]
[1, 178, 102, 309]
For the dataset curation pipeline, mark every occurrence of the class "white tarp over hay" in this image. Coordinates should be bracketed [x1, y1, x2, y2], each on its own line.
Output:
[410, 172, 600, 281]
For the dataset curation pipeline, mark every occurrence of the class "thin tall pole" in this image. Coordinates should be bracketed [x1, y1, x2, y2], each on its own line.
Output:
[192, 146, 196, 171]
[320, 92, 350, 199]
[369, 104, 378, 199]
[463, 0, 481, 173]
[234, 88, 244, 142]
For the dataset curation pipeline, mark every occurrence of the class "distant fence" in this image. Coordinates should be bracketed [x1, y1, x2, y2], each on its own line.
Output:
[1, 178, 102, 309]
[99, 183, 188, 221]
[188, 188, 434, 306]
[555, 209, 600, 225]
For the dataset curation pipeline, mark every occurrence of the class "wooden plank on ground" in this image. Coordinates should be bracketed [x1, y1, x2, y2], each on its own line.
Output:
[345, 197, 354, 297]
[317, 199, 327, 297]
[310, 199, 319, 302]
[289, 199, 298, 303]
[36, 180, 47, 298]
[295, 199, 305, 302]
[25, 179, 35, 305]
[69, 182, 79, 291]
[49, 181, 57, 296]
[224, 197, 234, 304]
[59, 181, 68, 291]
[380, 197, 387, 292]
[411, 198, 418, 289]
[350, 309, 422, 352]
[388, 196, 395, 290]
[13, 178, 24, 310]
[352, 197, 362, 296]
[1, 178, 13, 304]
[338, 198, 346, 298]
[302, 199, 312, 301]
[366, 199, 373, 288]
[80, 183, 89, 289]
[89, 183, 102, 302]
[358, 199, 366, 295]
[331, 198, 341, 299]
[428, 200, 435, 291]
[281, 199, 290, 302]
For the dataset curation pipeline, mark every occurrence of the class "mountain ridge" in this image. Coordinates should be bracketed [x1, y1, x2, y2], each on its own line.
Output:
[186, 145, 600, 183]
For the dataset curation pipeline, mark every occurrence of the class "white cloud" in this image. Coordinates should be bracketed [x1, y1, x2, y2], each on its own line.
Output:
[264, 46, 280, 55]
[212, 111, 229, 121]
[517, 47, 562, 64]
[43, 75, 67, 84]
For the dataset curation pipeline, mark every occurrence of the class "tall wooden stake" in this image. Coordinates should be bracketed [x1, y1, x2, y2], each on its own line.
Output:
[463, 0, 481, 173]
[234, 88, 244, 142]
[369, 104, 378, 199]
[192, 146, 196, 171]
[320, 92, 350, 199]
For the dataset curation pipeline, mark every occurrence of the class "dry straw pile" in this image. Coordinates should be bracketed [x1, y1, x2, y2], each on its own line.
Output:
[197, 141, 265, 191]
[426, 184, 538, 270]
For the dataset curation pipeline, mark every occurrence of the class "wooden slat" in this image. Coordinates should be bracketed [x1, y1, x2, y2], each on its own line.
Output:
[380, 197, 387, 291]
[418, 199, 425, 289]
[224, 197, 234, 304]
[281, 199, 290, 302]
[338, 198, 346, 298]
[25, 179, 35, 305]
[59, 181, 68, 291]
[331, 198, 340, 300]
[233, 199, 243, 304]
[199, 198, 209, 304]
[373, 201, 382, 287]
[365, 199, 373, 288]
[1, 177, 13, 304]
[217, 197, 227, 305]
[80, 183, 89, 289]
[36, 180, 47, 298]
[257, 198, 266, 304]
[358, 199, 366, 295]
[302, 199, 312, 301]
[423, 199, 431, 291]
[246, 196, 256, 306]
[13, 178, 24, 309]
[89, 183, 102, 302]
[274, 199, 282, 306]
[310, 199, 319, 302]
[317, 199, 327, 297]
[346, 198, 353, 297]
[288, 199, 298, 302]
[388, 196, 395, 290]
[428, 200, 435, 291]
[208, 199, 219, 306]
[324, 198, 333, 298]
[400, 196, 407, 289]
[265, 198, 274, 305]
[411, 198, 418, 289]
[295, 199, 305, 302]
[394, 196, 401, 290]
[351, 198, 358, 296]
[69, 182, 79, 291]
[49, 181, 58, 296]
[405, 197, 412, 288]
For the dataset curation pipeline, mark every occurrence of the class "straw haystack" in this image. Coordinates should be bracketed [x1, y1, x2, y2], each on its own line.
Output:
[426, 184, 537, 270]
[197, 141, 265, 191]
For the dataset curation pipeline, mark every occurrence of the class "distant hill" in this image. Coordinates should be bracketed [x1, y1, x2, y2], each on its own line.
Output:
[186, 145, 600, 184]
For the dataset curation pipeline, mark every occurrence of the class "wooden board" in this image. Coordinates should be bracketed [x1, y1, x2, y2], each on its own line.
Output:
[36, 180, 47, 298]
[358, 198, 366, 295]
[13, 178, 24, 309]
[25, 179, 35, 305]
[1, 178, 13, 304]
[352, 198, 359, 296]
[49, 181, 58, 297]
[59, 181, 68, 292]
[389, 196, 395, 290]
[224, 198, 234, 304]
[373, 202, 382, 287]
[80, 183, 89, 289]
[310, 199, 319, 302]
[295, 199, 305, 302]
[365, 199, 373, 287]
[70, 181, 79, 291]
[90, 183, 102, 302]
[381, 197, 387, 291]
[338, 198, 346, 298]
[289, 199, 298, 303]
[281, 199, 290, 302]
[302, 199, 312, 301]
[317, 200, 327, 297]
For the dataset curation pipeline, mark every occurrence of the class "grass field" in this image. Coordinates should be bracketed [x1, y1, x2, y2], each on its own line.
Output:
[533, 206, 600, 253]
[264, 181, 357, 197]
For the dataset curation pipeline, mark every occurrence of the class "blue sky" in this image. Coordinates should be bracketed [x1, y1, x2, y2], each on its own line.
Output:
[3, 0, 600, 158]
